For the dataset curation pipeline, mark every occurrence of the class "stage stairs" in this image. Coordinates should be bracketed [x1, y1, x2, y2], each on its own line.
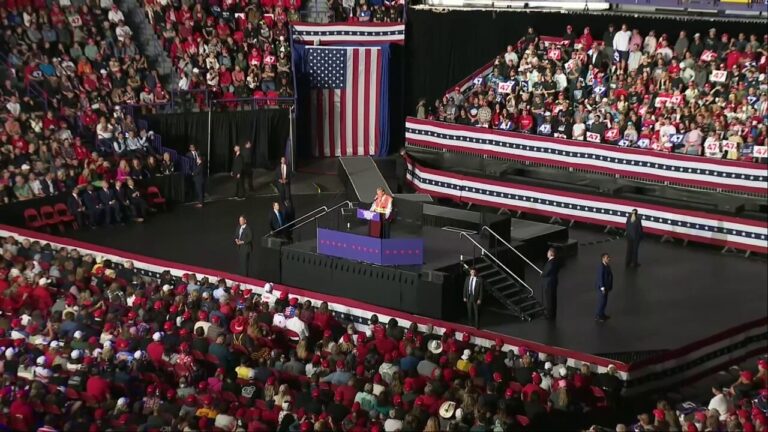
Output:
[472, 256, 546, 321]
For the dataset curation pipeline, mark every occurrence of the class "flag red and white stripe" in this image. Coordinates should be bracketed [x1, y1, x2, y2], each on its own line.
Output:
[309, 46, 381, 157]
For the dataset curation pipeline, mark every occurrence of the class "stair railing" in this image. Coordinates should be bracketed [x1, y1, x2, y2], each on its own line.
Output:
[458, 232, 534, 297]
[481, 226, 542, 275]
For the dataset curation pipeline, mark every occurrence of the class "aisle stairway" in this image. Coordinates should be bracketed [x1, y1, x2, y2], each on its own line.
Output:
[470, 256, 546, 321]
[302, 0, 330, 23]
[118, 0, 174, 80]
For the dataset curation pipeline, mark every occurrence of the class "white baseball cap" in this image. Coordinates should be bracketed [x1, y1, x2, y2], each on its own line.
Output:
[71, 350, 82, 360]
[74, 330, 83, 339]
[36, 356, 46, 366]
[152, 332, 162, 341]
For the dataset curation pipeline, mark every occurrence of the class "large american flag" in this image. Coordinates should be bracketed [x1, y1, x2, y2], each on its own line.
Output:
[291, 23, 405, 45]
[307, 46, 382, 157]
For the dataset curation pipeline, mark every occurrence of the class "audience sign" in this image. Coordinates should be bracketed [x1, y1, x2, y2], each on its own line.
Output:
[654, 94, 671, 107]
[710, 70, 727, 83]
[637, 138, 651, 149]
[721, 140, 738, 151]
[605, 128, 620, 142]
[753, 146, 768, 158]
[618, 139, 631, 147]
[473, 77, 483, 86]
[547, 48, 562, 61]
[586, 132, 601, 143]
[704, 138, 721, 157]
[700, 50, 717, 63]
[498, 82, 513, 94]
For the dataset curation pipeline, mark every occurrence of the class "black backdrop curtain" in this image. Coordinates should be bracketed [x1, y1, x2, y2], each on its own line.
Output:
[145, 109, 290, 173]
[404, 8, 768, 116]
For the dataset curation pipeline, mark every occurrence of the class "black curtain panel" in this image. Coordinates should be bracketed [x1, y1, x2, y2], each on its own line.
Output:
[404, 8, 768, 116]
[144, 109, 290, 174]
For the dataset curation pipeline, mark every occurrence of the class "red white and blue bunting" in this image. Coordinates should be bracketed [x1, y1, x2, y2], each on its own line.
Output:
[406, 158, 768, 254]
[406, 118, 768, 195]
[290, 23, 406, 45]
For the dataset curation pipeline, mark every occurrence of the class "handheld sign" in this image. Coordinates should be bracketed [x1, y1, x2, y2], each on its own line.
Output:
[710, 70, 727, 83]
[753, 146, 767, 158]
[497, 82, 513, 94]
[586, 132, 601, 143]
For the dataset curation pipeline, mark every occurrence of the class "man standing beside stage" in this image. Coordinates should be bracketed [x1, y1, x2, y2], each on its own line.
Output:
[269, 202, 286, 235]
[370, 187, 393, 238]
[595, 253, 613, 322]
[235, 215, 252, 276]
[463, 267, 483, 328]
[231, 145, 245, 200]
[625, 209, 643, 268]
[275, 156, 291, 202]
[541, 248, 560, 321]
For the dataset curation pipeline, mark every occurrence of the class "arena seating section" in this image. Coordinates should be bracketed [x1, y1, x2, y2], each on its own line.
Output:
[0, 224, 766, 431]
[422, 27, 767, 162]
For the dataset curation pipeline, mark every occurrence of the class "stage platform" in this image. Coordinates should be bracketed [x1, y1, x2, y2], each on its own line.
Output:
[6, 158, 762, 393]
[48, 192, 766, 354]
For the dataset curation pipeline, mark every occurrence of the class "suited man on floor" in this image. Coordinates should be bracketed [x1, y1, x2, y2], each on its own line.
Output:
[235, 215, 253, 276]
[275, 156, 292, 202]
[231, 145, 245, 200]
[595, 253, 613, 322]
[269, 202, 286, 237]
[541, 247, 561, 321]
[463, 267, 483, 328]
[192, 156, 206, 208]
[625, 208, 643, 268]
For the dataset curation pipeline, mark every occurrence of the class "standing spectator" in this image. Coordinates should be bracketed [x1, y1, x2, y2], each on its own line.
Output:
[595, 253, 613, 322]
[625, 209, 643, 268]
[541, 247, 560, 321]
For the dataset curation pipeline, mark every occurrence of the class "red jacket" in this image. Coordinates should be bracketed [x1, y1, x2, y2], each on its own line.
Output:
[147, 341, 165, 364]
[86, 375, 110, 402]
[9, 399, 34, 431]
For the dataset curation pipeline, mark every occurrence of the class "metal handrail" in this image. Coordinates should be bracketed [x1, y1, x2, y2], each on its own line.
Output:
[292, 200, 355, 232]
[267, 200, 356, 236]
[458, 232, 534, 297]
[481, 226, 542, 275]
[265, 205, 328, 237]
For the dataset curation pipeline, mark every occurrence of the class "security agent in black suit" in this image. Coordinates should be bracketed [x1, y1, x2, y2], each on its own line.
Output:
[242, 140, 254, 192]
[625, 208, 643, 268]
[235, 215, 253, 276]
[231, 145, 245, 200]
[269, 201, 287, 235]
[192, 156, 206, 208]
[81, 185, 103, 226]
[595, 253, 613, 322]
[66, 188, 87, 228]
[40, 172, 59, 196]
[541, 247, 561, 320]
[98, 181, 122, 225]
[463, 267, 483, 328]
[275, 156, 291, 202]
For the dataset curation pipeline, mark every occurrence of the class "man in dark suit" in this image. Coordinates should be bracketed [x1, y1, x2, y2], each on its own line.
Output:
[40, 172, 58, 196]
[463, 267, 483, 328]
[123, 178, 148, 222]
[82, 184, 103, 226]
[242, 140, 254, 192]
[269, 201, 285, 233]
[66, 188, 87, 228]
[625, 209, 643, 268]
[98, 181, 122, 225]
[231, 145, 245, 200]
[595, 253, 613, 322]
[192, 156, 206, 208]
[541, 247, 560, 320]
[235, 215, 252, 276]
[275, 156, 291, 202]
[187, 144, 200, 166]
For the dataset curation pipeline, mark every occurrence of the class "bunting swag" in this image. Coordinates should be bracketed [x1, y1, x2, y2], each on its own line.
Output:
[290, 23, 405, 45]
[405, 158, 768, 254]
[405, 118, 768, 195]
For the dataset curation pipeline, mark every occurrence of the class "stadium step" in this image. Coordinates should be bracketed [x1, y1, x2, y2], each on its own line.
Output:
[119, 0, 174, 85]
[473, 256, 546, 322]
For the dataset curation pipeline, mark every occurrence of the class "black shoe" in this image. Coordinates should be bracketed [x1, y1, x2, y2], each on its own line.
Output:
[604, 315, 611, 320]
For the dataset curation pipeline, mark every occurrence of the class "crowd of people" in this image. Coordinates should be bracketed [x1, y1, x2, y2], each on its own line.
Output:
[419, 25, 768, 162]
[0, 235, 765, 432]
[327, 0, 404, 23]
[147, 0, 299, 110]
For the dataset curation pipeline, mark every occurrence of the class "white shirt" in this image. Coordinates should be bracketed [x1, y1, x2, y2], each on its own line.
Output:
[272, 313, 286, 328]
[285, 316, 308, 339]
[238, 224, 246, 239]
[613, 30, 631, 51]
[468, 277, 477, 296]
[280, 164, 287, 180]
[708, 393, 731, 420]
[384, 419, 403, 432]
[108, 9, 125, 23]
